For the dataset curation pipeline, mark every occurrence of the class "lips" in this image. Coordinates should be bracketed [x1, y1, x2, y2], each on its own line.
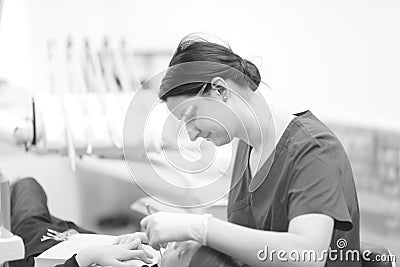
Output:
[203, 132, 212, 140]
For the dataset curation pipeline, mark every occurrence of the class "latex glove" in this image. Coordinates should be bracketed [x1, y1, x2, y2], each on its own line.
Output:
[76, 239, 153, 267]
[113, 232, 149, 245]
[140, 212, 213, 248]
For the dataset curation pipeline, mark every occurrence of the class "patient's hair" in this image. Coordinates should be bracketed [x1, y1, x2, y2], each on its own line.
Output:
[189, 246, 242, 267]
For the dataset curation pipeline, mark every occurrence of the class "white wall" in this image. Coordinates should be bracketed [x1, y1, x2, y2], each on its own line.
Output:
[0, 0, 34, 86]
[0, 0, 399, 130]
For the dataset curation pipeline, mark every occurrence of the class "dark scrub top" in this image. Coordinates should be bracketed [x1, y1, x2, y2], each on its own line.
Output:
[228, 111, 361, 267]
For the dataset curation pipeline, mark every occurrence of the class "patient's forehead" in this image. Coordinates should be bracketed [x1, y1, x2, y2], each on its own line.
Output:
[175, 240, 202, 251]
[161, 241, 202, 267]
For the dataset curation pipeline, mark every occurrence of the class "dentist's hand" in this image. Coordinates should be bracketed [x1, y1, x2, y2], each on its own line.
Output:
[140, 212, 213, 248]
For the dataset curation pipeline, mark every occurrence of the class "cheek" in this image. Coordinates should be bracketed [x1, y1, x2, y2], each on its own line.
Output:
[200, 105, 236, 132]
[194, 121, 223, 138]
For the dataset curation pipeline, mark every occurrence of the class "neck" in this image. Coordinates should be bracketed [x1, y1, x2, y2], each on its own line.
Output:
[237, 91, 293, 154]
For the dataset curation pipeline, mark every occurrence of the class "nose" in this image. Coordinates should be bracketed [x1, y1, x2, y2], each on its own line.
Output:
[186, 124, 200, 141]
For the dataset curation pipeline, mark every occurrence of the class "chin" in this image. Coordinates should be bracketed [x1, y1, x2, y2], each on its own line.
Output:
[212, 135, 231, 147]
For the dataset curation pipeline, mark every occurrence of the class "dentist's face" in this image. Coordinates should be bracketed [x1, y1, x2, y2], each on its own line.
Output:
[166, 94, 234, 147]
[160, 241, 201, 267]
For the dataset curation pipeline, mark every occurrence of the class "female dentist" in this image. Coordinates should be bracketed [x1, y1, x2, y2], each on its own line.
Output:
[140, 34, 360, 267]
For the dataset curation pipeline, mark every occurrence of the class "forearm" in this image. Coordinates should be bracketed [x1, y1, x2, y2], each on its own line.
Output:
[206, 218, 327, 267]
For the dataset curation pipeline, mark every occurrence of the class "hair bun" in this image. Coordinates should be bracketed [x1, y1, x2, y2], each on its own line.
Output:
[243, 59, 261, 91]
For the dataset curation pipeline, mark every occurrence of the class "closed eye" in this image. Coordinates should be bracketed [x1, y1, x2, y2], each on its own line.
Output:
[178, 250, 184, 259]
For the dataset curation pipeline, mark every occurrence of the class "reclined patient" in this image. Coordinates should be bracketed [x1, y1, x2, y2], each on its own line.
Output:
[159, 240, 241, 267]
[9, 178, 241, 267]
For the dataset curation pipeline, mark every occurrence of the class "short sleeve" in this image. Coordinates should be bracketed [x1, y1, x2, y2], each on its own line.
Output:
[55, 254, 80, 267]
[288, 141, 353, 231]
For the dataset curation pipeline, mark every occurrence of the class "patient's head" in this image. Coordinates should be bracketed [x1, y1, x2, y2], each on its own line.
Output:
[160, 241, 240, 267]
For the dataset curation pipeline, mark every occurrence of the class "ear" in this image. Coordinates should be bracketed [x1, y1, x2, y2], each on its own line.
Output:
[210, 77, 229, 102]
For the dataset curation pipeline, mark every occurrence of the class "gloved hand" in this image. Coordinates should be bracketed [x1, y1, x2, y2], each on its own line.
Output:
[140, 212, 213, 248]
[113, 232, 149, 245]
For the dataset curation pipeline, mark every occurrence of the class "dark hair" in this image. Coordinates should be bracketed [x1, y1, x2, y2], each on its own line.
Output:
[189, 246, 242, 267]
[159, 34, 261, 101]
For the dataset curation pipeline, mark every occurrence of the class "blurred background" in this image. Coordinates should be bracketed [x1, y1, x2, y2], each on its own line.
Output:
[0, 0, 399, 260]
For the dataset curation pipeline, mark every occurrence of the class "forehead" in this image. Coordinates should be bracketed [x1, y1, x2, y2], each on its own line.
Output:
[165, 95, 198, 120]
[175, 240, 199, 250]
[175, 241, 202, 258]
[161, 241, 201, 267]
